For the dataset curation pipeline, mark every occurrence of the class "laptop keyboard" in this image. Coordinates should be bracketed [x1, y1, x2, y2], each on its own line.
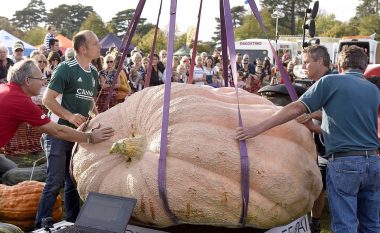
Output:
[54, 225, 99, 233]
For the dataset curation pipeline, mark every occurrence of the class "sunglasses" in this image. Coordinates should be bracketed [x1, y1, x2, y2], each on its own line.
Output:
[38, 60, 47, 64]
[51, 58, 60, 61]
[28, 76, 48, 81]
[15, 49, 24, 52]
[106, 60, 114, 64]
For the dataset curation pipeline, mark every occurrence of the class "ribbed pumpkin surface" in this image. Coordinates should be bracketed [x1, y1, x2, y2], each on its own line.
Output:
[73, 84, 322, 229]
[0, 181, 63, 231]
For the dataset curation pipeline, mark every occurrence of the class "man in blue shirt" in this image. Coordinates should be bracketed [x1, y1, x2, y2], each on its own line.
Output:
[235, 45, 380, 233]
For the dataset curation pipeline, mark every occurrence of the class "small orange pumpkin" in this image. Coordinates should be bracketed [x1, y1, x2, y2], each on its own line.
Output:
[0, 181, 63, 231]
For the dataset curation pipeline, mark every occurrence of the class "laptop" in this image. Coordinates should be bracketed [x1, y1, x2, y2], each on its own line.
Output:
[55, 192, 137, 233]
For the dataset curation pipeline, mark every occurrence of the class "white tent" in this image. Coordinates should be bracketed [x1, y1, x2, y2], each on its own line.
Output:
[0, 30, 37, 56]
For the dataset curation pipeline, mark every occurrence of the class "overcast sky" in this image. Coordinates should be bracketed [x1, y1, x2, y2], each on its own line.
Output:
[0, 0, 360, 41]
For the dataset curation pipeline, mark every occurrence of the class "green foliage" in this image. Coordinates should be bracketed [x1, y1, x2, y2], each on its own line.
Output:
[137, 28, 168, 55]
[358, 13, 380, 38]
[80, 12, 109, 39]
[260, 0, 312, 34]
[356, 0, 379, 18]
[235, 8, 275, 40]
[0, 17, 19, 35]
[231, 6, 247, 28]
[212, 17, 221, 43]
[197, 41, 217, 55]
[174, 33, 187, 52]
[11, 0, 47, 31]
[47, 4, 94, 38]
[22, 26, 45, 46]
[110, 9, 147, 37]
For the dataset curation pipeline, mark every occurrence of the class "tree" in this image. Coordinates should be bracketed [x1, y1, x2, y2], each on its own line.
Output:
[47, 4, 94, 38]
[231, 6, 247, 28]
[358, 14, 380, 39]
[0, 17, 19, 35]
[137, 28, 167, 55]
[211, 5, 246, 43]
[11, 0, 47, 31]
[80, 12, 109, 39]
[260, 0, 312, 35]
[22, 26, 46, 46]
[356, 0, 379, 18]
[212, 17, 221, 43]
[235, 8, 276, 40]
[111, 9, 147, 37]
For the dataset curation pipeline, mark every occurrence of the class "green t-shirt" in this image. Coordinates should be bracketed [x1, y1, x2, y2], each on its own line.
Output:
[47, 58, 99, 128]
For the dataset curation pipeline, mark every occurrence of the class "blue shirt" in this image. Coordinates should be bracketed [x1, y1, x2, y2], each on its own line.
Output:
[299, 70, 380, 154]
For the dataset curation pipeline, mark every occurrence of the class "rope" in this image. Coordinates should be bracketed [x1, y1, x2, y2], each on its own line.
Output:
[187, 0, 203, 84]
[221, 0, 249, 226]
[157, 0, 179, 224]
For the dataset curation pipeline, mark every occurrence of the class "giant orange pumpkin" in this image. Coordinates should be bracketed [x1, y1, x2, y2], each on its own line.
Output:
[73, 84, 322, 229]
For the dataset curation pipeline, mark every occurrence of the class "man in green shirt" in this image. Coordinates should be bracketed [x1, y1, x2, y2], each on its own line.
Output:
[36, 30, 103, 228]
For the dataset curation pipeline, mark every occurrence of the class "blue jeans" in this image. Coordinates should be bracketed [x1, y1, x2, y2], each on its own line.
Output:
[327, 154, 380, 233]
[35, 134, 80, 228]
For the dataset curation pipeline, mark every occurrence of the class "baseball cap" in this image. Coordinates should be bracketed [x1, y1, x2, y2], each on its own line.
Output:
[13, 42, 24, 51]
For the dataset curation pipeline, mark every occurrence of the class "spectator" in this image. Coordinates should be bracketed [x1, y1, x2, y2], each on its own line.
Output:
[64, 48, 75, 61]
[235, 45, 380, 233]
[48, 38, 62, 57]
[0, 44, 13, 83]
[212, 48, 221, 66]
[12, 41, 25, 63]
[127, 52, 145, 79]
[46, 51, 61, 79]
[35, 30, 103, 228]
[173, 63, 188, 83]
[242, 54, 255, 75]
[44, 24, 57, 49]
[193, 55, 205, 85]
[159, 50, 167, 61]
[200, 51, 208, 66]
[149, 54, 164, 86]
[295, 45, 331, 233]
[38, 44, 49, 58]
[203, 56, 216, 85]
[29, 50, 40, 58]
[128, 67, 144, 93]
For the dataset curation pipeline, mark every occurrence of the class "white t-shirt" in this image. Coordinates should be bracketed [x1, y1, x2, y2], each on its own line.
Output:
[193, 66, 205, 85]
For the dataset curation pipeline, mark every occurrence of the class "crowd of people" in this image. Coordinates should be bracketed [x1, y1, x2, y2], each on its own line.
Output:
[0, 25, 379, 233]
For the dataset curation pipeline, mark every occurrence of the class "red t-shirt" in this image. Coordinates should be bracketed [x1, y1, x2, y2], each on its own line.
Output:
[0, 82, 50, 147]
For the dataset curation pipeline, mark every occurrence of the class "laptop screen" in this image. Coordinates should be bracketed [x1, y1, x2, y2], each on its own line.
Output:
[76, 192, 137, 233]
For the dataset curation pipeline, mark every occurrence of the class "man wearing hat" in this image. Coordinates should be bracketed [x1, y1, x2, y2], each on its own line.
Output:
[12, 41, 25, 63]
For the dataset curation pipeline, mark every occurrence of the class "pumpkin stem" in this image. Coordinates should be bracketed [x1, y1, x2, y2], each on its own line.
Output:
[109, 135, 147, 162]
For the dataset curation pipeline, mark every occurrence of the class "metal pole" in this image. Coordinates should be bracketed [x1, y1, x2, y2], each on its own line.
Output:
[275, 17, 279, 54]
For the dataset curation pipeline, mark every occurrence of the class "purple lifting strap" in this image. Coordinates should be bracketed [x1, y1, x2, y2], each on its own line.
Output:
[246, 0, 299, 101]
[158, 0, 179, 224]
[187, 0, 203, 84]
[219, 0, 229, 87]
[221, 0, 250, 226]
[104, 0, 146, 108]
[144, 0, 163, 87]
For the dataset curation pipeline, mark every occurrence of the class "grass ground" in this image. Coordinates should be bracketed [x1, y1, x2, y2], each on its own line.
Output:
[5, 153, 332, 233]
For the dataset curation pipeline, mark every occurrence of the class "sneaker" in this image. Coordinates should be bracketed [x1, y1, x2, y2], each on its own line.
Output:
[310, 220, 321, 233]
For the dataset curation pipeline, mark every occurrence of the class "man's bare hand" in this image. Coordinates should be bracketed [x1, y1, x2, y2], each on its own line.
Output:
[296, 113, 311, 124]
[68, 114, 87, 127]
[235, 126, 259, 140]
[90, 124, 115, 143]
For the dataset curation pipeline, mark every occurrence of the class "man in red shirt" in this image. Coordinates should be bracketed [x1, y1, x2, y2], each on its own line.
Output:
[0, 59, 114, 155]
